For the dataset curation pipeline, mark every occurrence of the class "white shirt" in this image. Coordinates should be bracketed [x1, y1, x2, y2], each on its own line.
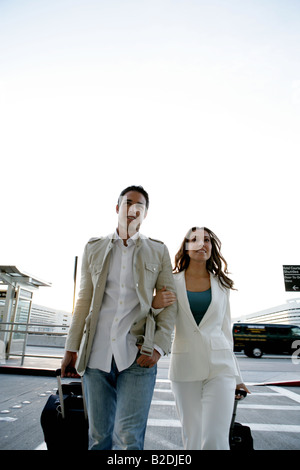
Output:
[88, 231, 142, 372]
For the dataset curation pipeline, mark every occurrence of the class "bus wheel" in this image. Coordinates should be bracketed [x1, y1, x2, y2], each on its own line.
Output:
[251, 347, 263, 358]
[245, 346, 263, 358]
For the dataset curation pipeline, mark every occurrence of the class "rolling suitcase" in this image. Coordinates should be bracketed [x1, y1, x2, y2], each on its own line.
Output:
[229, 389, 254, 450]
[40, 368, 89, 450]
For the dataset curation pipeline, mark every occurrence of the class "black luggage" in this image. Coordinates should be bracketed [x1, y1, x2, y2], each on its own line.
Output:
[229, 389, 254, 450]
[40, 368, 89, 450]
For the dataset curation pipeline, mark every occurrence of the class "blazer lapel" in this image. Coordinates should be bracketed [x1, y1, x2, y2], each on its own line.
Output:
[175, 272, 199, 328]
[197, 274, 220, 328]
[175, 271, 222, 329]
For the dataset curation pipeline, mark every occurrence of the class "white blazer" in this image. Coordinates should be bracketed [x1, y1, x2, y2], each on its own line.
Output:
[169, 271, 242, 383]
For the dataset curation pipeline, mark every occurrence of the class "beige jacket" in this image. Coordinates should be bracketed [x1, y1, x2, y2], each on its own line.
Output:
[169, 271, 242, 383]
[66, 233, 177, 375]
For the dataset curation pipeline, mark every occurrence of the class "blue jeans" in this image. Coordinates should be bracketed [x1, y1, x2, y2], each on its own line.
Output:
[83, 356, 157, 450]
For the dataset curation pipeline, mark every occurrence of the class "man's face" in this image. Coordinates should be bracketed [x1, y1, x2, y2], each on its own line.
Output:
[116, 190, 147, 239]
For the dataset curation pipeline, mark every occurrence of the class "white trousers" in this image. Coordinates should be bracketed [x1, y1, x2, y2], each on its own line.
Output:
[171, 375, 236, 450]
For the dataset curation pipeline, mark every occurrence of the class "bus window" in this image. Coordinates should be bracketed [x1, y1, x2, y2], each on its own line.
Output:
[291, 327, 300, 337]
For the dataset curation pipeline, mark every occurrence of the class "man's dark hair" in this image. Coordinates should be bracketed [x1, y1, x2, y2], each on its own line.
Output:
[118, 185, 149, 209]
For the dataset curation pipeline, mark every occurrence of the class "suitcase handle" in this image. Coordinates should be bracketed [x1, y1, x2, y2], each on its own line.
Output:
[235, 388, 247, 400]
[230, 389, 248, 434]
[56, 367, 80, 378]
[55, 369, 88, 420]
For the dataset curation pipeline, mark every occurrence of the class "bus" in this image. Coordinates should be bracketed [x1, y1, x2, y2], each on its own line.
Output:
[232, 323, 300, 358]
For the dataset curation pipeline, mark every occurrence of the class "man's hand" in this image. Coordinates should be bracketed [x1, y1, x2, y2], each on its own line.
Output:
[137, 349, 161, 368]
[61, 351, 79, 377]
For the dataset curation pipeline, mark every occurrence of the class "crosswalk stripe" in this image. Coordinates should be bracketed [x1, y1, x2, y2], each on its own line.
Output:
[152, 400, 175, 406]
[151, 400, 300, 411]
[147, 419, 300, 433]
[239, 404, 300, 410]
[267, 386, 300, 404]
[148, 419, 181, 428]
[248, 423, 300, 433]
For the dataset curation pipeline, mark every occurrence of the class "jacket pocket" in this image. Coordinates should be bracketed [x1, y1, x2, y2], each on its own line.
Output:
[144, 262, 160, 284]
[210, 336, 231, 350]
[145, 262, 160, 273]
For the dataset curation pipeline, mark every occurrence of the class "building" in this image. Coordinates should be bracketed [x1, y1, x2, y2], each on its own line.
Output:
[0, 289, 71, 331]
[1, 289, 72, 334]
[234, 298, 300, 327]
[0, 266, 52, 361]
[0, 266, 73, 359]
[29, 303, 72, 334]
[1, 289, 72, 351]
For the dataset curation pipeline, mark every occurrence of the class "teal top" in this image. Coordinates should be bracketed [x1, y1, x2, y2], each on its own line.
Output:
[187, 288, 212, 325]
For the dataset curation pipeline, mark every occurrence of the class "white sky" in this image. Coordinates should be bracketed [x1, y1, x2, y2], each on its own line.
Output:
[1, 0, 300, 318]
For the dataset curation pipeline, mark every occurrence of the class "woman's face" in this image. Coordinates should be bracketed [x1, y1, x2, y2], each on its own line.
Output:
[186, 228, 212, 263]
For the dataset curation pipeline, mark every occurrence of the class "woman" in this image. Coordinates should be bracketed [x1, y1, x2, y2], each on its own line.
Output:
[153, 227, 249, 450]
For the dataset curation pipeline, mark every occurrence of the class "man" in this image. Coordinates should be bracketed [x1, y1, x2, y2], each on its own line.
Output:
[61, 185, 177, 450]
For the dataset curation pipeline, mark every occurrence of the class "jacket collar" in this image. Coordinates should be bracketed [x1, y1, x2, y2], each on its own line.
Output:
[113, 229, 140, 247]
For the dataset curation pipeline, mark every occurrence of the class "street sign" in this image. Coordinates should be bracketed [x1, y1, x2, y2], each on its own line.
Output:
[283, 265, 300, 292]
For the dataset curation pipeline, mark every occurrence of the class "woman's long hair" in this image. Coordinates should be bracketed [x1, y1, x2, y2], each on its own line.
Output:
[173, 227, 236, 290]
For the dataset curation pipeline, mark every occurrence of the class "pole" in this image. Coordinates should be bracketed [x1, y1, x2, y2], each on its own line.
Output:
[72, 256, 78, 314]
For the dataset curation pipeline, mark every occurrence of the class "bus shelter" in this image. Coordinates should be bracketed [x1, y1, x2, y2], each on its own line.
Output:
[0, 266, 51, 363]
